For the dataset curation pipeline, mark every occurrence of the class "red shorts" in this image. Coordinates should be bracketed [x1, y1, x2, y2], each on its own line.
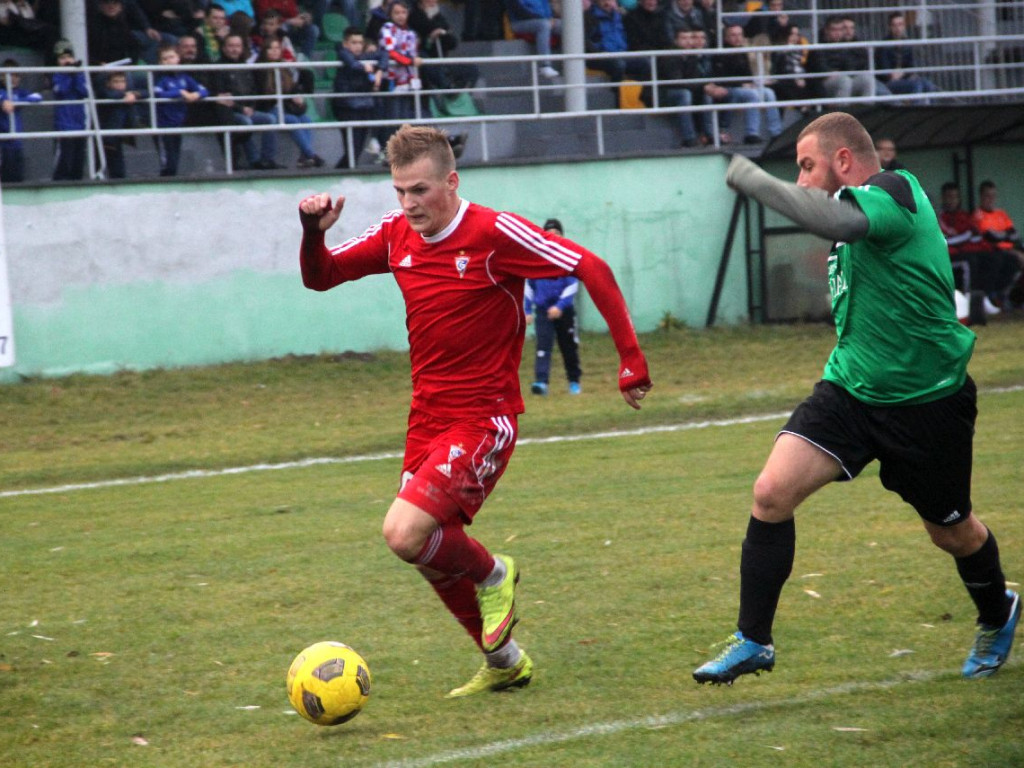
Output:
[397, 410, 518, 525]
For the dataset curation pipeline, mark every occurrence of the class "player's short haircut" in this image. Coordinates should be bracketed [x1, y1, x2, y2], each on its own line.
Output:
[798, 112, 876, 163]
[386, 124, 456, 175]
[941, 181, 959, 194]
[979, 180, 996, 194]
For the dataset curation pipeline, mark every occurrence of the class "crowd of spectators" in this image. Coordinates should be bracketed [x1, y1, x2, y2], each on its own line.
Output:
[0, 0, 986, 181]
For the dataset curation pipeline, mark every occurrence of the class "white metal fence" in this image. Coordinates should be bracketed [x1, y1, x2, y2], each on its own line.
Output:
[2, 27, 1024, 180]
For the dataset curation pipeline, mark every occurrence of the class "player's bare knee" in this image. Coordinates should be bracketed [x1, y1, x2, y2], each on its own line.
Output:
[381, 519, 425, 562]
[752, 472, 796, 522]
[926, 513, 987, 557]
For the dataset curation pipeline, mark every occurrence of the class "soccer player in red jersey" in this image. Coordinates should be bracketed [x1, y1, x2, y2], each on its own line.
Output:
[298, 124, 652, 697]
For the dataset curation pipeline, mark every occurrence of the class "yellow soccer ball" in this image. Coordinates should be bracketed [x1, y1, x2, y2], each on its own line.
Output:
[286, 641, 371, 726]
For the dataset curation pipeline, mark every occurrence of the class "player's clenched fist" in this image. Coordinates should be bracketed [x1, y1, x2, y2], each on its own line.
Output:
[298, 192, 345, 232]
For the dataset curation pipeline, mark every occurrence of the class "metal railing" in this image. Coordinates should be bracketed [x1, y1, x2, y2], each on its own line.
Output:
[2, 29, 1024, 181]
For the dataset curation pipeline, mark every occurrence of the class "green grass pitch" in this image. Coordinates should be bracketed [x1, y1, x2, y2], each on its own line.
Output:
[2, 322, 1023, 767]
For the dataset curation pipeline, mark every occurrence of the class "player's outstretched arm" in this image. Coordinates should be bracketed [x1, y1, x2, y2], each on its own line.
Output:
[726, 155, 869, 243]
[573, 254, 652, 410]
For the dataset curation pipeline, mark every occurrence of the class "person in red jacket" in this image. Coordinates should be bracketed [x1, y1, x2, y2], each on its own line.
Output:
[298, 124, 652, 698]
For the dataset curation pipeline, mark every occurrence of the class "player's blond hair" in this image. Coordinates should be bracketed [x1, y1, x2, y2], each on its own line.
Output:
[386, 125, 456, 176]
[797, 112, 877, 164]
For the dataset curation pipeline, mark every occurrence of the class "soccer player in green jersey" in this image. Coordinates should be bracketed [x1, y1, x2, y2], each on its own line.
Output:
[693, 112, 1020, 685]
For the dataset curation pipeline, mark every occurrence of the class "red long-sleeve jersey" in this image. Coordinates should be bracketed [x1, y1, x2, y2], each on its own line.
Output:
[301, 199, 649, 420]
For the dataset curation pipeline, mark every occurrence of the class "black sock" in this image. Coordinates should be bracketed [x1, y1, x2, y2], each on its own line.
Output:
[955, 528, 1010, 627]
[737, 516, 795, 646]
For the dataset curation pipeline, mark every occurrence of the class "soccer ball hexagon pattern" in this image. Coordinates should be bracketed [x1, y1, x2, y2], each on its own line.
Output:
[286, 641, 371, 726]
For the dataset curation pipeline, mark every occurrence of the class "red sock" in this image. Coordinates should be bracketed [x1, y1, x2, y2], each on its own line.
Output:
[425, 573, 483, 649]
[414, 524, 494, 583]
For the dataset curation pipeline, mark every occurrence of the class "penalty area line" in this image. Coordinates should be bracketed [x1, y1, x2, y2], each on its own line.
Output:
[0, 412, 790, 500]
[374, 671, 939, 768]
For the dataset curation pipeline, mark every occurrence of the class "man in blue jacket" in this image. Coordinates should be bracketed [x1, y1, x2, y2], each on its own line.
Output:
[51, 39, 89, 181]
[585, 0, 650, 88]
[524, 218, 583, 396]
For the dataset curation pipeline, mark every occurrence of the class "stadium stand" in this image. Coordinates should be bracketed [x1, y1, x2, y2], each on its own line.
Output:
[2, 0, 1024, 181]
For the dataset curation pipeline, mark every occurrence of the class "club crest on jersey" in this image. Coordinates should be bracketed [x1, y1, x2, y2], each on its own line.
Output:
[454, 254, 470, 278]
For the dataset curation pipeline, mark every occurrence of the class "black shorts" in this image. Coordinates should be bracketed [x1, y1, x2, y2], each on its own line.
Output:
[781, 377, 977, 526]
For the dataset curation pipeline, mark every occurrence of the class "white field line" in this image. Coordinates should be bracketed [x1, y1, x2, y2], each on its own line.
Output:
[375, 672, 940, 768]
[4, 383, 1022, 501]
[0, 412, 790, 500]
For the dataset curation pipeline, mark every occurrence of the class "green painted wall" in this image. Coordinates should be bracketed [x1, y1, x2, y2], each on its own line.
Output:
[0, 155, 748, 381]
[4, 143, 1020, 382]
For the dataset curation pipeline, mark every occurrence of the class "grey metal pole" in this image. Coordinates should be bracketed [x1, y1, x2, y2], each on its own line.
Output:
[62, 0, 89, 58]
[561, 0, 587, 112]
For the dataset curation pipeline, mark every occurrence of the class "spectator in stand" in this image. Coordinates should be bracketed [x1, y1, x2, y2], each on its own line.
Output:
[874, 136, 905, 171]
[0, 59, 43, 183]
[585, 0, 651, 91]
[743, 0, 790, 46]
[177, 33, 219, 126]
[250, 8, 298, 62]
[506, 0, 562, 79]
[842, 13, 889, 97]
[525, 218, 584, 397]
[253, 0, 318, 59]
[228, 10, 257, 58]
[939, 182, 1020, 311]
[96, 69, 143, 179]
[175, 31, 241, 166]
[658, 28, 709, 147]
[121, 0, 178, 64]
[378, 0, 422, 148]
[624, 0, 669, 53]
[208, 32, 280, 169]
[876, 11, 939, 100]
[0, 0, 58, 53]
[709, 23, 782, 145]
[408, 0, 479, 98]
[665, 0, 712, 48]
[200, 4, 230, 61]
[697, 0, 720, 42]
[807, 15, 876, 104]
[136, 0, 203, 40]
[52, 39, 89, 181]
[88, 0, 143, 65]
[769, 23, 810, 109]
[332, 26, 383, 168]
[365, 0, 395, 48]
[255, 37, 325, 168]
[176, 30, 206, 65]
[974, 180, 1024, 273]
[153, 42, 208, 176]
